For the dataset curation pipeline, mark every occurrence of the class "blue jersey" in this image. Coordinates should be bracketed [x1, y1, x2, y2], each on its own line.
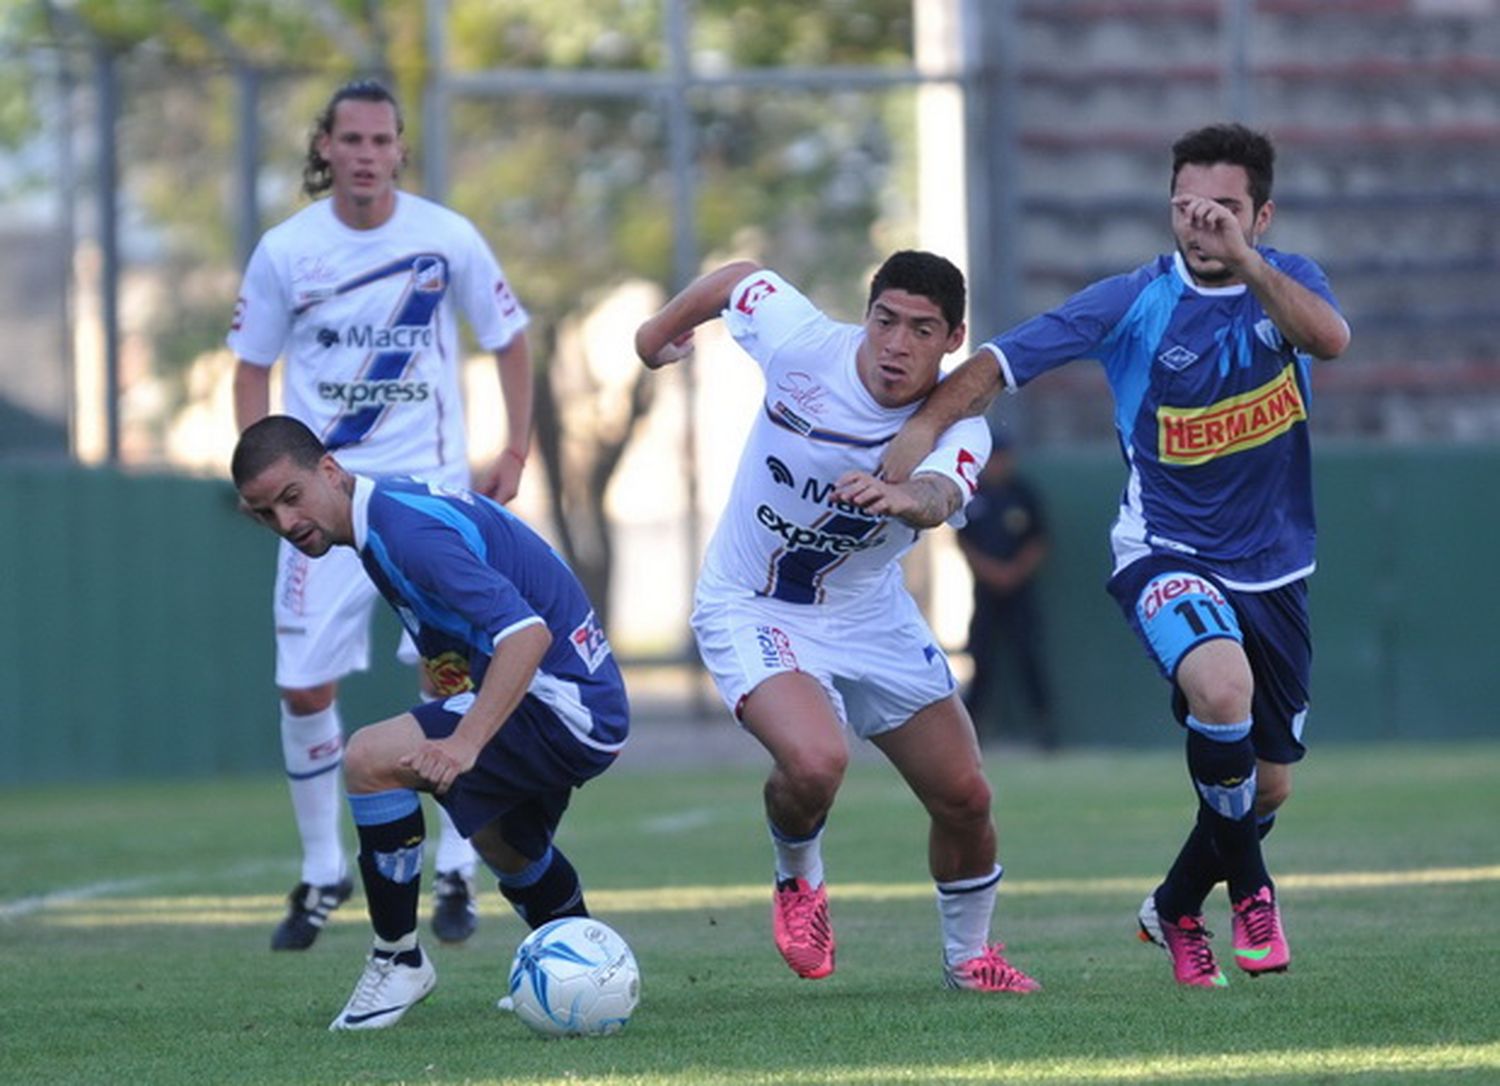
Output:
[989, 248, 1343, 590]
[351, 475, 628, 753]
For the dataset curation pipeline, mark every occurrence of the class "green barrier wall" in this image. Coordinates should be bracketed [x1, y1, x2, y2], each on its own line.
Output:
[0, 446, 1495, 783]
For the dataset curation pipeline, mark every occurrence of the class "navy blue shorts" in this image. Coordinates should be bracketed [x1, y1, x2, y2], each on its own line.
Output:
[412, 693, 618, 859]
[1107, 555, 1311, 765]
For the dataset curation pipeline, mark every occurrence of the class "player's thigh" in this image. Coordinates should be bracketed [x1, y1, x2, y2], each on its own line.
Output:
[872, 694, 990, 815]
[343, 712, 426, 791]
[740, 670, 848, 777]
[691, 591, 847, 740]
[273, 540, 382, 689]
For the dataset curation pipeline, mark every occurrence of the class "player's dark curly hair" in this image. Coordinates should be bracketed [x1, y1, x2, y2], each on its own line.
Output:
[867, 250, 966, 333]
[1171, 123, 1276, 210]
[232, 415, 328, 488]
[302, 79, 405, 198]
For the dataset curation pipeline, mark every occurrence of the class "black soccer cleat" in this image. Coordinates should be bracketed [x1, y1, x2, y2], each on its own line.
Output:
[270, 877, 354, 951]
[430, 870, 479, 944]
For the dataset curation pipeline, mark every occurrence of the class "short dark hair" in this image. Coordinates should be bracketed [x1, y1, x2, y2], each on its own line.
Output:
[232, 415, 327, 488]
[1171, 123, 1276, 210]
[867, 250, 966, 332]
[302, 78, 405, 198]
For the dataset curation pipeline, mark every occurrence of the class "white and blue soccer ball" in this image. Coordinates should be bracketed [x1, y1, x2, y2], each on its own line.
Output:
[507, 917, 640, 1037]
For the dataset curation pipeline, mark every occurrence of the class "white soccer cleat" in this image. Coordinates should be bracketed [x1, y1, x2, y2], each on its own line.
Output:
[328, 948, 437, 1031]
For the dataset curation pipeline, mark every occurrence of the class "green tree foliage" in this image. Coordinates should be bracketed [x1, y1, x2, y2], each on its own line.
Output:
[7, 0, 926, 624]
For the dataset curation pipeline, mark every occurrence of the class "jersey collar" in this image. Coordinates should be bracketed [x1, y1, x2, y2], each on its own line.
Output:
[1172, 250, 1249, 297]
[352, 474, 376, 550]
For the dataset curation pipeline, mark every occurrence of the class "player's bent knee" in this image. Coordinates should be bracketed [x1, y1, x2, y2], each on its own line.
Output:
[1256, 775, 1292, 814]
[281, 683, 337, 716]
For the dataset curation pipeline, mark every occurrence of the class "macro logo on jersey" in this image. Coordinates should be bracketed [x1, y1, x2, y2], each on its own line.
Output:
[1138, 572, 1226, 622]
[422, 651, 474, 696]
[318, 253, 451, 451]
[570, 610, 612, 674]
[754, 624, 798, 670]
[735, 277, 777, 315]
[1157, 363, 1307, 466]
[318, 379, 432, 407]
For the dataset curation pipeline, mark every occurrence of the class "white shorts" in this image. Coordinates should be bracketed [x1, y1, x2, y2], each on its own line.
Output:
[272, 539, 418, 689]
[690, 584, 957, 740]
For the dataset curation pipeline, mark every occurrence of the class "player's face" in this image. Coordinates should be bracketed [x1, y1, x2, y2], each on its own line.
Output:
[858, 290, 965, 408]
[318, 99, 404, 212]
[237, 454, 351, 557]
[1171, 162, 1273, 284]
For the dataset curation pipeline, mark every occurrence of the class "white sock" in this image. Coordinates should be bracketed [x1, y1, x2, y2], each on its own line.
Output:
[433, 803, 477, 877]
[280, 701, 346, 887]
[936, 864, 1003, 966]
[769, 820, 826, 888]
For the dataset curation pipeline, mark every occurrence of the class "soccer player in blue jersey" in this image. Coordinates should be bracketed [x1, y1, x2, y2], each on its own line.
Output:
[232, 415, 628, 1029]
[875, 124, 1350, 987]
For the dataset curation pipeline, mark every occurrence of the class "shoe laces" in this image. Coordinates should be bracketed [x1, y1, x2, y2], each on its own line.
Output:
[1235, 891, 1280, 946]
[1170, 918, 1220, 978]
[957, 942, 1033, 988]
[346, 954, 399, 1012]
[776, 880, 830, 947]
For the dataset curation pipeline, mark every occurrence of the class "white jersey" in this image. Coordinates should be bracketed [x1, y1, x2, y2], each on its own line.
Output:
[700, 270, 990, 610]
[228, 191, 529, 482]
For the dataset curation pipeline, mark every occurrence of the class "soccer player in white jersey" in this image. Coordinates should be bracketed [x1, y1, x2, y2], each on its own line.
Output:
[636, 251, 1039, 993]
[228, 80, 534, 950]
[882, 124, 1351, 988]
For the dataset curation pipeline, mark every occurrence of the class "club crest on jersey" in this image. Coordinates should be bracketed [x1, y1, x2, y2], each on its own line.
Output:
[1158, 363, 1307, 466]
[755, 624, 798, 670]
[422, 651, 474, 697]
[570, 610, 612, 673]
[413, 255, 448, 293]
[736, 277, 777, 315]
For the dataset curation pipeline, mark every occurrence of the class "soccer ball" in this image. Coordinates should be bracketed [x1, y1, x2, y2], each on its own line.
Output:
[507, 917, 640, 1037]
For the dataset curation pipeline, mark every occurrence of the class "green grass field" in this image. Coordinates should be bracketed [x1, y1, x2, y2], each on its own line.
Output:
[2, 742, 1497, 1085]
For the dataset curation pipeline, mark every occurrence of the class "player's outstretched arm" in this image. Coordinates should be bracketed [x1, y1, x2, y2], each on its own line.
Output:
[833, 470, 962, 529]
[881, 350, 1003, 482]
[636, 260, 762, 369]
[1239, 255, 1350, 360]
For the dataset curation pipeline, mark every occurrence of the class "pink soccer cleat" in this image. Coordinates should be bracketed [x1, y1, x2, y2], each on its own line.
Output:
[1139, 892, 1228, 989]
[1232, 885, 1291, 974]
[772, 876, 836, 979]
[944, 942, 1041, 993]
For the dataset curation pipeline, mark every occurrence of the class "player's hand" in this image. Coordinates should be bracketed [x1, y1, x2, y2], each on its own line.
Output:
[1171, 194, 1254, 269]
[398, 737, 478, 797]
[639, 331, 694, 370]
[477, 449, 525, 504]
[833, 470, 908, 519]
[878, 417, 940, 484]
